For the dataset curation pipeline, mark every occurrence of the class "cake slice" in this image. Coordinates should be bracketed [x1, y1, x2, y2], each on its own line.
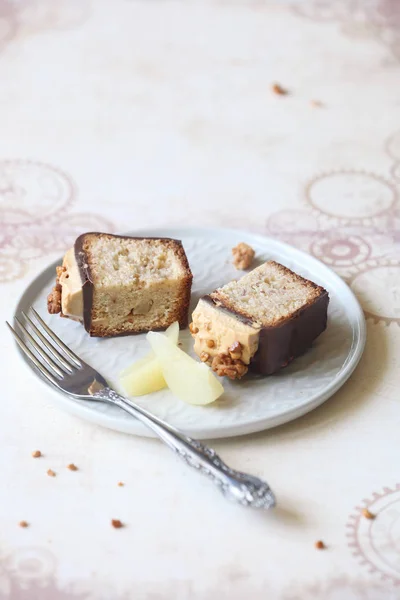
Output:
[47, 233, 193, 337]
[190, 261, 329, 379]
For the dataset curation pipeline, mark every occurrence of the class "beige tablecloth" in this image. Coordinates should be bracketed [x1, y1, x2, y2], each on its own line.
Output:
[1, 1, 400, 598]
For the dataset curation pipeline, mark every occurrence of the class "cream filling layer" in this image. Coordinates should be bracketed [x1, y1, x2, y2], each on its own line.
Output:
[191, 298, 260, 364]
[59, 248, 83, 321]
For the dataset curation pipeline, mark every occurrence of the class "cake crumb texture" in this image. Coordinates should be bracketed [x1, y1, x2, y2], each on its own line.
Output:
[78, 233, 192, 337]
[212, 261, 327, 327]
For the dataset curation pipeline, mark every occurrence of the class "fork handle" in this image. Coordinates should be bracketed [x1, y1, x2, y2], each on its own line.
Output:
[94, 387, 275, 509]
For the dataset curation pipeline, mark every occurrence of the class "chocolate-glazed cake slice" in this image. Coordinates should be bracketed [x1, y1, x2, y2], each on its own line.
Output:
[190, 261, 329, 379]
[47, 232, 192, 337]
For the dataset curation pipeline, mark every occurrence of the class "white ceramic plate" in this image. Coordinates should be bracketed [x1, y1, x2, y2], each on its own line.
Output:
[15, 227, 366, 439]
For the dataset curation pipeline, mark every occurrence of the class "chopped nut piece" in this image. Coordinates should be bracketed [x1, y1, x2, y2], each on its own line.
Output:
[117, 482, 124, 487]
[47, 288, 62, 314]
[362, 508, 375, 520]
[225, 368, 237, 379]
[211, 353, 248, 380]
[47, 266, 65, 314]
[56, 265, 66, 279]
[315, 540, 325, 550]
[111, 519, 123, 529]
[67, 463, 78, 471]
[232, 242, 255, 270]
[189, 322, 199, 334]
[200, 351, 210, 363]
[47, 469, 56, 477]
[234, 361, 248, 377]
[206, 339, 215, 349]
[31, 450, 41, 458]
[229, 341, 242, 360]
[19, 520, 29, 528]
[272, 83, 288, 95]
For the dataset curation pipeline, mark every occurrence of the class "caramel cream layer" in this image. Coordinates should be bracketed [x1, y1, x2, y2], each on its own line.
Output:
[191, 298, 260, 364]
[59, 248, 83, 321]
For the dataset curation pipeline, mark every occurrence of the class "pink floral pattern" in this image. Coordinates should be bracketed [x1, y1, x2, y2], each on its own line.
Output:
[283, 576, 399, 599]
[347, 484, 400, 584]
[0, 546, 398, 599]
[0, 0, 89, 54]
[293, 0, 400, 62]
[0, 547, 131, 600]
[385, 130, 400, 184]
[264, 166, 400, 326]
[0, 160, 115, 283]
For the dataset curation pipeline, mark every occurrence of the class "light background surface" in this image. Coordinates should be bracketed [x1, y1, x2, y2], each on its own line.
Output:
[1, 1, 400, 598]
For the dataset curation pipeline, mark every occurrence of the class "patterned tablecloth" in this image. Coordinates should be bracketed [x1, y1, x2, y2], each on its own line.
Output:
[1, 1, 400, 598]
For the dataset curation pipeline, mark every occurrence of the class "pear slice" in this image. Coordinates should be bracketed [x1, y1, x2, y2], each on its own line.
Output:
[120, 322, 179, 396]
[147, 331, 224, 406]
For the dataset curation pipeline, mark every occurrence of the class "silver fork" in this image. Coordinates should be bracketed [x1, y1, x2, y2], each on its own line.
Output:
[6, 308, 276, 510]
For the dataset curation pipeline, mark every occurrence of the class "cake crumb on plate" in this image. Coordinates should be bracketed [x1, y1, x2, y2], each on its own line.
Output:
[232, 242, 255, 270]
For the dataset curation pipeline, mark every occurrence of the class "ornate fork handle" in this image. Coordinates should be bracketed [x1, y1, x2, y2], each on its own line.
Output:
[94, 387, 276, 509]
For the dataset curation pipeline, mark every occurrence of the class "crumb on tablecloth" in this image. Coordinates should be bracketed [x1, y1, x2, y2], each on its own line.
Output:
[315, 540, 325, 550]
[32, 450, 41, 458]
[67, 463, 78, 471]
[19, 520, 29, 528]
[47, 469, 56, 477]
[111, 519, 123, 529]
[117, 482, 124, 487]
[272, 83, 288, 95]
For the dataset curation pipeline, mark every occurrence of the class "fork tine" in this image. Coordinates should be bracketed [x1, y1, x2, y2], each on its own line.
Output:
[30, 308, 82, 367]
[14, 317, 66, 379]
[6, 322, 61, 387]
[21, 311, 75, 374]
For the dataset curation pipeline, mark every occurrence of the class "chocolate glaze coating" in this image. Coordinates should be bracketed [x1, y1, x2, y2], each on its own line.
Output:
[249, 291, 329, 375]
[201, 291, 329, 375]
[74, 233, 94, 334]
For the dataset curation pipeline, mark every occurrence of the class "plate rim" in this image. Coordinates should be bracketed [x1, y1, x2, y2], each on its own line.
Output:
[12, 226, 367, 439]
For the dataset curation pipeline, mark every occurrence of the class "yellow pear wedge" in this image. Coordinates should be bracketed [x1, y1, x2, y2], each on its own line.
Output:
[120, 322, 179, 396]
[147, 331, 224, 406]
